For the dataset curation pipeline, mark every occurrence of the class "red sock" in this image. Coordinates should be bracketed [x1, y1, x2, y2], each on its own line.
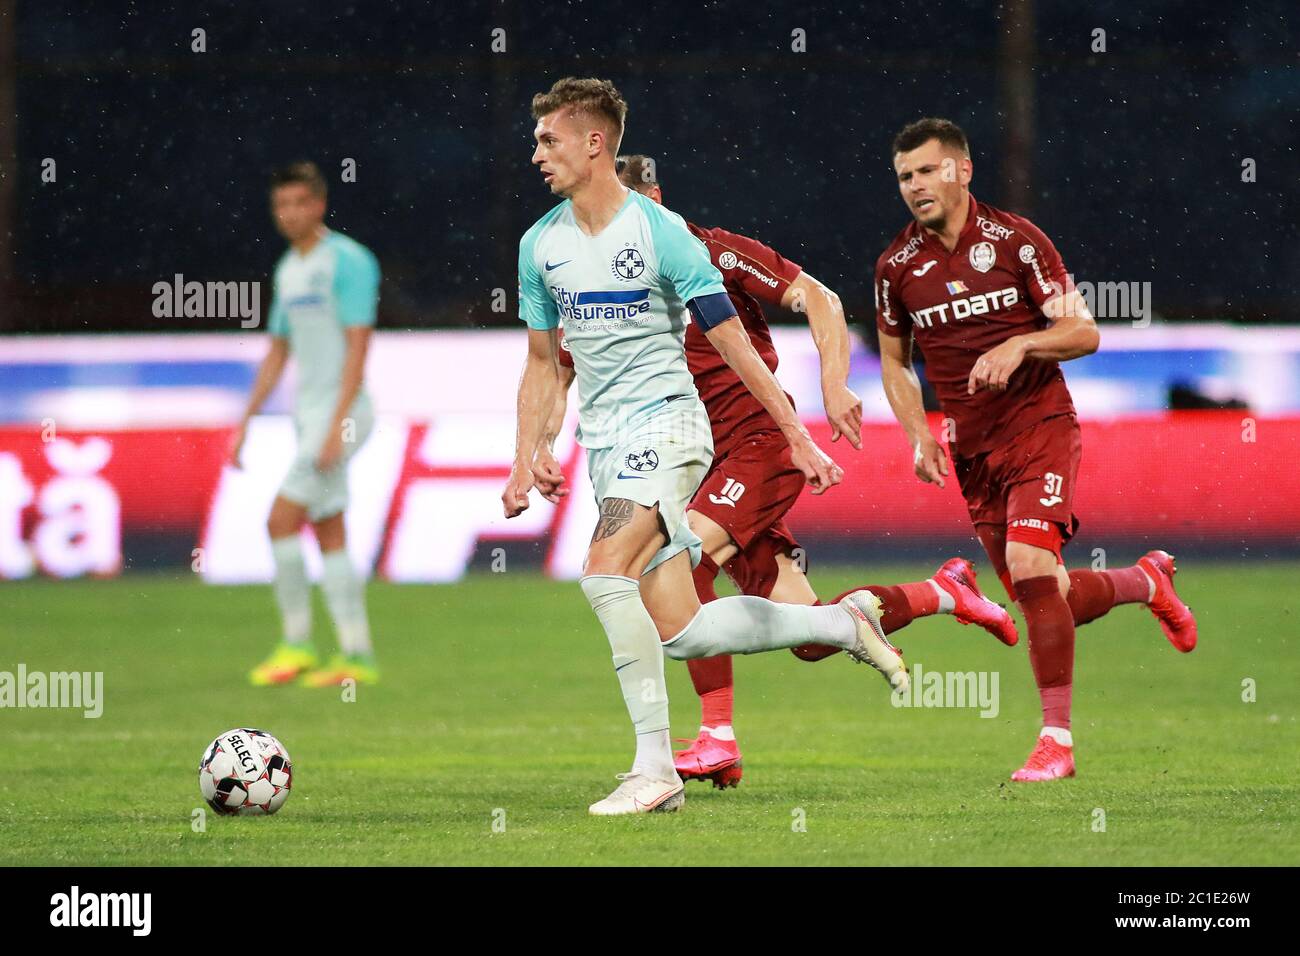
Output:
[1040, 686, 1073, 735]
[1067, 566, 1151, 626]
[897, 580, 939, 617]
[691, 553, 720, 605]
[686, 554, 733, 728]
[1015, 575, 1076, 730]
[790, 584, 916, 661]
[858, 584, 919, 635]
[1106, 565, 1152, 605]
[1066, 569, 1116, 626]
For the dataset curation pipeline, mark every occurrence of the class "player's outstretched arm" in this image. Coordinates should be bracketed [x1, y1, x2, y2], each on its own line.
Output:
[229, 337, 289, 469]
[533, 364, 575, 504]
[880, 332, 948, 488]
[781, 272, 862, 449]
[705, 316, 842, 495]
[966, 290, 1099, 394]
[503, 327, 562, 518]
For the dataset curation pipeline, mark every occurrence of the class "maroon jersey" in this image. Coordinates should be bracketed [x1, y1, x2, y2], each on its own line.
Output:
[875, 195, 1076, 458]
[684, 223, 802, 455]
[559, 221, 802, 458]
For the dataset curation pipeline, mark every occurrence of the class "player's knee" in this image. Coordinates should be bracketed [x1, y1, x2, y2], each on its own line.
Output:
[267, 513, 296, 539]
[583, 551, 640, 579]
[583, 535, 644, 578]
[1005, 556, 1040, 583]
[312, 514, 346, 551]
[686, 510, 736, 564]
[1005, 543, 1058, 583]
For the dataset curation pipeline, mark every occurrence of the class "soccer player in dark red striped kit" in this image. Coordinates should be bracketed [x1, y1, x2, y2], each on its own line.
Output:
[874, 118, 1198, 781]
[539, 154, 1018, 788]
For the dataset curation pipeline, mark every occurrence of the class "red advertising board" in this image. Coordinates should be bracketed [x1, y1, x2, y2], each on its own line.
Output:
[0, 413, 1295, 581]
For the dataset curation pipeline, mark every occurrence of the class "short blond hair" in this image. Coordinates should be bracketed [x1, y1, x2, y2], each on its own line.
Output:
[531, 77, 628, 153]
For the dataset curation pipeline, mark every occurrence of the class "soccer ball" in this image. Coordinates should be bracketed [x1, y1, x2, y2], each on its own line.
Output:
[198, 728, 293, 816]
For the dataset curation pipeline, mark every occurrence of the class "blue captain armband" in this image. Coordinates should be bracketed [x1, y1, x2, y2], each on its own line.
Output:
[686, 292, 737, 331]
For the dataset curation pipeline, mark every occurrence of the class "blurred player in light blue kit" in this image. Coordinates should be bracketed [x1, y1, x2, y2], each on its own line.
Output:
[230, 161, 381, 688]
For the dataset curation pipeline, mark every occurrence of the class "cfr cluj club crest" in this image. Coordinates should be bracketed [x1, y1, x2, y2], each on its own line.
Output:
[969, 241, 996, 273]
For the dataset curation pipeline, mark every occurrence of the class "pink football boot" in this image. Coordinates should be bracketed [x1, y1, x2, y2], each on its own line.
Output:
[932, 557, 1020, 646]
[1137, 550, 1197, 652]
[1011, 733, 1076, 782]
[674, 729, 744, 790]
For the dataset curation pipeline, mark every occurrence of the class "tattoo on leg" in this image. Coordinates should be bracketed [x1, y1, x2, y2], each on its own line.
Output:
[592, 498, 637, 543]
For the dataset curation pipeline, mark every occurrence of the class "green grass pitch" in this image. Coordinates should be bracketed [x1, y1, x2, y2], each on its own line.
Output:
[2, 563, 1297, 866]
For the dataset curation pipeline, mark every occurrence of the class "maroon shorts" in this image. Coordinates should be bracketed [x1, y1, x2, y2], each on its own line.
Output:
[690, 429, 804, 598]
[954, 413, 1082, 555]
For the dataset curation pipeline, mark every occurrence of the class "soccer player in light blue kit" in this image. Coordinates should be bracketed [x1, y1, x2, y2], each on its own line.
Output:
[503, 79, 909, 815]
[231, 162, 381, 688]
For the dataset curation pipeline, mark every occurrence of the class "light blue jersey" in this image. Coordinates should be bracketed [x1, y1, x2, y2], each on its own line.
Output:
[268, 230, 380, 424]
[518, 189, 727, 449]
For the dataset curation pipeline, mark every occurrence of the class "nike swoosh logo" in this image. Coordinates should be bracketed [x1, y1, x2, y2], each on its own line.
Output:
[912, 261, 937, 276]
[615, 659, 640, 672]
[634, 787, 678, 810]
[617, 471, 647, 480]
[545, 259, 572, 271]
[695, 757, 735, 773]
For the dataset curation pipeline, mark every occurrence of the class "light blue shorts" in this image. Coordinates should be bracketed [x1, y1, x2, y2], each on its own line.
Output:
[278, 395, 374, 522]
[585, 396, 714, 575]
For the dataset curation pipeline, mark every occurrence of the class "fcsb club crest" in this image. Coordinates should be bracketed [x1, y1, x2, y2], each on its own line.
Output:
[969, 241, 996, 273]
[624, 448, 659, 473]
[612, 248, 645, 280]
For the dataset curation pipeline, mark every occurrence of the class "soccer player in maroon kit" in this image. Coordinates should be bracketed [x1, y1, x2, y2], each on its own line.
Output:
[538, 154, 1018, 788]
[874, 118, 1198, 781]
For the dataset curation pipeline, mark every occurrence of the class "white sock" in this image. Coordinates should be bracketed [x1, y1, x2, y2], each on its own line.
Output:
[320, 549, 372, 657]
[928, 578, 956, 613]
[1042, 726, 1074, 746]
[662, 596, 856, 660]
[632, 729, 675, 781]
[580, 575, 674, 778]
[270, 536, 312, 644]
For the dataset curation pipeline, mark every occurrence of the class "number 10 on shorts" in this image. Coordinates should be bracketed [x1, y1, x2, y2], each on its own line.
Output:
[709, 478, 746, 508]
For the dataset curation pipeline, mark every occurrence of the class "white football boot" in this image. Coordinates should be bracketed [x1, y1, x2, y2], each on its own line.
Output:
[588, 772, 686, 816]
[838, 589, 910, 695]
